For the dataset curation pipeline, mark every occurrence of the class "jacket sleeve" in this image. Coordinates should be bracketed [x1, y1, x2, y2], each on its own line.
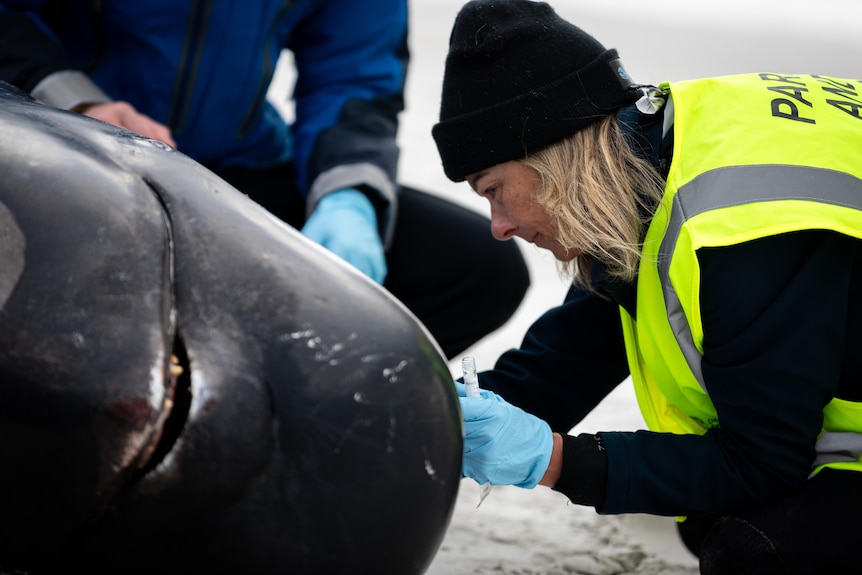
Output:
[472, 278, 630, 509]
[0, 3, 110, 109]
[598, 230, 858, 517]
[286, 0, 407, 247]
[478, 284, 631, 433]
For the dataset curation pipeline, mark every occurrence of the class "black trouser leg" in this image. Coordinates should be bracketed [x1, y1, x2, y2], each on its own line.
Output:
[677, 469, 862, 575]
[384, 186, 529, 359]
[219, 162, 307, 229]
[217, 165, 530, 359]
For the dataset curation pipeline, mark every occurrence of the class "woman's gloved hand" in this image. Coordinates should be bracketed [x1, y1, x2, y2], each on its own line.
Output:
[301, 188, 387, 283]
[455, 382, 553, 489]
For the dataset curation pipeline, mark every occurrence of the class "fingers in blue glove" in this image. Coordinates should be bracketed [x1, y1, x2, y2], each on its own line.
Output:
[459, 394, 553, 489]
[301, 188, 387, 283]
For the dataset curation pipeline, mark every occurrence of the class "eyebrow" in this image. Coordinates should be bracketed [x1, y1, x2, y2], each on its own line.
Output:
[466, 171, 488, 192]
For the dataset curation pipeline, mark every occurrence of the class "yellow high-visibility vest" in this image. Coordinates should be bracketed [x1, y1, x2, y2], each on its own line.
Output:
[621, 73, 862, 475]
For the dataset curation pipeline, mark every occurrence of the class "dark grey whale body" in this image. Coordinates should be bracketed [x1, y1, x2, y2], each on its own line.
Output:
[0, 82, 461, 574]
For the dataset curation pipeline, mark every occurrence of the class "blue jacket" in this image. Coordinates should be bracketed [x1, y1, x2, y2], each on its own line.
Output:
[0, 0, 407, 230]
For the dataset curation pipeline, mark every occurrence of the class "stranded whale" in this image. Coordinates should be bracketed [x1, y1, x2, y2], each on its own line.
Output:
[0, 82, 461, 575]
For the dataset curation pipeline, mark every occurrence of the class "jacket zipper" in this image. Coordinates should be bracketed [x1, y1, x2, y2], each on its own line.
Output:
[167, 0, 212, 134]
[237, 0, 296, 139]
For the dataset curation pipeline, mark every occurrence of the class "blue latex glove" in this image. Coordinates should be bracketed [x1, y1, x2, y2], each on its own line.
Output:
[455, 382, 554, 489]
[301, 188, 387, 283]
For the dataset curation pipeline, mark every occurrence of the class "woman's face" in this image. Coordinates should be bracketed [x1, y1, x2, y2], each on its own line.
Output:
[467, 161, 579, 262]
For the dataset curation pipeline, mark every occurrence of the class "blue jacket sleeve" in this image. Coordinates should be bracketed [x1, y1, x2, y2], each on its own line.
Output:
[287, 0, 407, 246]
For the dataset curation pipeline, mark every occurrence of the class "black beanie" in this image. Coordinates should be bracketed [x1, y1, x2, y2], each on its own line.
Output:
[432, 0, 638, 182]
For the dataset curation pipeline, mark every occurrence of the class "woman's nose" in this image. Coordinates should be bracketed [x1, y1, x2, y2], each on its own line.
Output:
[489, 205, 517, 241]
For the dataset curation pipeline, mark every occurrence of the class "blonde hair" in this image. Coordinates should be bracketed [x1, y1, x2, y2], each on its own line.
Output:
[521, 114, 665, 290]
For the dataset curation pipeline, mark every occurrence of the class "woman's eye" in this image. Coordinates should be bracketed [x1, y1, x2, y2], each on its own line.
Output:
[482, 187, 497, 199]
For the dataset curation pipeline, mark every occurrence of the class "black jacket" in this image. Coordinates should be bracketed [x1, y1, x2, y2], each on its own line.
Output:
[478, 103, 862, 517]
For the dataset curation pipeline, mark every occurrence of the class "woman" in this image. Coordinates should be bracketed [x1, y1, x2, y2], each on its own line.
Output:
[431, 1, 862, 573]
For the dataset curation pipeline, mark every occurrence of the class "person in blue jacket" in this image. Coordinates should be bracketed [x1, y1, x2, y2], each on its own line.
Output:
[432, 1, 862, 574]
[0, 0, 530, 359]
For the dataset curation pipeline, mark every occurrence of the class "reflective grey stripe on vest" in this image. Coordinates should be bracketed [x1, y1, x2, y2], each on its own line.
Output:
[659, 164, 862, 468]
[659, 164, 862, 393]
[813, 432, 862, 468]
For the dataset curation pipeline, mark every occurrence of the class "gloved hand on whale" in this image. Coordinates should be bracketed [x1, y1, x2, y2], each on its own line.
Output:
[301, 188, 388, 284]
[454, 381, 555, 489]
